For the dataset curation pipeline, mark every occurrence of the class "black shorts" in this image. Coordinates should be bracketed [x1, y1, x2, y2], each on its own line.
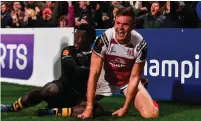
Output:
[45, 80, 81, 108]
[45, 67, 89, 108]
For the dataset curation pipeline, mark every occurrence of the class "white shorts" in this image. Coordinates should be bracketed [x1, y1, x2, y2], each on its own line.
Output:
[95, 68, 143, 96]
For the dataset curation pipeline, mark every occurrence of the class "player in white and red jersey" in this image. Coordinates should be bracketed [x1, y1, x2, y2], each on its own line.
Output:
[78, 7, 159, 119]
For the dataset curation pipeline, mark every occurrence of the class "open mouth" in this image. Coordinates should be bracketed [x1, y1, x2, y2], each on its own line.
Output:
[152, 9, 155, 13]
[117, 30, 125, 37]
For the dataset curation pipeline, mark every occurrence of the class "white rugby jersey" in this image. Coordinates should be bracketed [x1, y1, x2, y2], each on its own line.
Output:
[92, 28, 147, 86]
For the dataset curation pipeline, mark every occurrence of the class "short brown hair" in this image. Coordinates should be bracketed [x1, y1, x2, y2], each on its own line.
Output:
[151, 1, 161, 8]
[115, 6, 136, 22]
[1, 2, 10, 8]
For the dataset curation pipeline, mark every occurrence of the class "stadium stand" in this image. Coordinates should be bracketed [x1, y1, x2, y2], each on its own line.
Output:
[1, 1, 201, 28]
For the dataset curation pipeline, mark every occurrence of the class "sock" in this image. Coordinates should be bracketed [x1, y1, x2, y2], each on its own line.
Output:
[12, 98, 23, 112]
[52, 108, 72, 117]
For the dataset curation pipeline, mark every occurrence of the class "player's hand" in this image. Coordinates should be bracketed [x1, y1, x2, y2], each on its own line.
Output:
[112, 107, 128, 117]
[77, 108, 93, 119]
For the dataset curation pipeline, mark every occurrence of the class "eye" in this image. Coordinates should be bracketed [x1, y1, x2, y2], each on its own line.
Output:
[116, 22, 120, 25]
[123, 23, 129, 27]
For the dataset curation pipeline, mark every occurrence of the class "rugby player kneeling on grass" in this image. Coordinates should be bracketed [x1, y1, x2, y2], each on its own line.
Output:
[1, 24, 103, 117]
[78, 7, 159, 119]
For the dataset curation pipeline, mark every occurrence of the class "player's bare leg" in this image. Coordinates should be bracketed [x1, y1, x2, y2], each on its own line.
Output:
[123, 82, 159, 119]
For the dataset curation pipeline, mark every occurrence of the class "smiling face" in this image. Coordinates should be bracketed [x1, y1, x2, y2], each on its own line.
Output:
[114, 15, 133, 43]
[114, 7, 135, 44]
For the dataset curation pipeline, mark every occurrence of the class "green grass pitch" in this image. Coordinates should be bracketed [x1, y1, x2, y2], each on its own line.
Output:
[1, 82, 201, 121]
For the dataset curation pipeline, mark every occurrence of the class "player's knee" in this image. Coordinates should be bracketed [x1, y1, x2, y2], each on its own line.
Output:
[21, 89, 41, 104]
[140, 108, 159, 119]
[40, 83, 59, 96]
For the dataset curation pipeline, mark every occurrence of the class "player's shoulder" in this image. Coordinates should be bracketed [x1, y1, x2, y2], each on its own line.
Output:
[94, 27, 114, 47]
[104, 27, 114, 34]
[130, 30, 146, 47]
[63, 46, 74, 51]
[102, 27, 115, 41]
[62, 46, 75, 55]
[130, 30, 144, 43]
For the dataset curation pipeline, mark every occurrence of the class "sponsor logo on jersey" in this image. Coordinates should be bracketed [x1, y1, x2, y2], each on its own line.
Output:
[127, 49, 134, 57]
[110, 58, 126, 67]
[110, 46, 116, 53]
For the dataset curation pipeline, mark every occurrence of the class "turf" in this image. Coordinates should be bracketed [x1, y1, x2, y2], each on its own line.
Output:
[1, 82, 201, 121]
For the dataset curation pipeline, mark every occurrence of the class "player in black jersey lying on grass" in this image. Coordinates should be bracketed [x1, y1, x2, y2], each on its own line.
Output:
[1, 24, 103, 117]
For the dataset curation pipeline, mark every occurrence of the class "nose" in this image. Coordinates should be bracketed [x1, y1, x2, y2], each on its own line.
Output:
[118, 23, 124, 29]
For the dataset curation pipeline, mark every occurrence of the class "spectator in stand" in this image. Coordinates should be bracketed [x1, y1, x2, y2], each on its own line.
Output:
[132, 1, 148, 17]
[23, 8, 39, 27]
[136, 1, 166, 29]
[21, 1, 44, 27]
[92, 2, 104, 29]
[1, 2, 12, 28]
[59, 15, 68, 27]
[40, 8, 56, 27]
[100, 2, 113, 29]
[75, 1, 95, 27]
[58, 1, 75, 27]
[36, 1, 59, 26]
[10, 1, 25, 28]
[161, 1, 178, 28]
[1, 1, 200, 29]
[24, 1, 41, 16]
[162, 1, 171, 15]
[180, 1, 200, 28]
[102, 2, 124, 29]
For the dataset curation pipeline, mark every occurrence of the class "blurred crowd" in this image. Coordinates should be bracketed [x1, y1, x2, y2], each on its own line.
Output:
[1, 1, 201, 29]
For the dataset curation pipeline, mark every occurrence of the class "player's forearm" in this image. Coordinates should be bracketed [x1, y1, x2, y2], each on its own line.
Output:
[123, 76, 140, 110]
[86, 72, 99, 107]
[86, 53, 103, 109]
